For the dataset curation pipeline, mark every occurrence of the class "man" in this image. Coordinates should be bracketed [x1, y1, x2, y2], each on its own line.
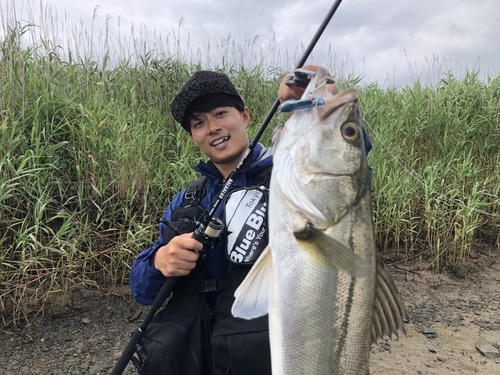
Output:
[129, 66, 363, 374]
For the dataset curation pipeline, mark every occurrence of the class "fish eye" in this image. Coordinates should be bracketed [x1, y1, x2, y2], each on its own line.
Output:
[341, 122, 360, 142]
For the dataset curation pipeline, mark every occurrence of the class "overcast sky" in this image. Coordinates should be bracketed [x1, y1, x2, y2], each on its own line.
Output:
[4, 0, 500, 86]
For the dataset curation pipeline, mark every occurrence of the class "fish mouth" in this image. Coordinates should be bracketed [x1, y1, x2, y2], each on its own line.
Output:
[211, 136, 230, 148]
[313, 171, 357, 178]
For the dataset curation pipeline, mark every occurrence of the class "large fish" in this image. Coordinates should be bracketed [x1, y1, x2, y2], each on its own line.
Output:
[232, 68, 407, 374]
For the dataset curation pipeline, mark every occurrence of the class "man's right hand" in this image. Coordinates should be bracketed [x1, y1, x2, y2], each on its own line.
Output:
[153, 233, 203, 277]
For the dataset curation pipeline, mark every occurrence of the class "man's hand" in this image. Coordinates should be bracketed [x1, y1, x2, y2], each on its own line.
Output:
[278, 64, 337, 104]
[154, 233, 203, 277]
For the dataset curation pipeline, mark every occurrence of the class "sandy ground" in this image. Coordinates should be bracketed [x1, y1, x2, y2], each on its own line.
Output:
[1, 250, 499, 374]
[370, 251, 500, 375]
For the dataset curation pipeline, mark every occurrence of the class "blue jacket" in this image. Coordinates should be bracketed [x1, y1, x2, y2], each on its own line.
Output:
[130, 143, 273, 306]
[129, 131, 372, 306]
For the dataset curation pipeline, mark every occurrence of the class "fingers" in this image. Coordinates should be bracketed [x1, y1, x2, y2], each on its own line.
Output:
[278, 64, 337, 104]
[154, 233, 203, 277]
[278, 74, 304, 104]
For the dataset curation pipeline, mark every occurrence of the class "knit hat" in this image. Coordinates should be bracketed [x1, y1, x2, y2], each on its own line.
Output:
[171, 71, 244, 131]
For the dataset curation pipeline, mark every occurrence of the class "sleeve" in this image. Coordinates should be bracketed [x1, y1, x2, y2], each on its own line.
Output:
[362, 127, 374, 177]
[129, 191, 185, 306]
[363, 128, 373, 155]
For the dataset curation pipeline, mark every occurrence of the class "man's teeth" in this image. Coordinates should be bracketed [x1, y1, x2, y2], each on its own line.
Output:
[212, 137, 229, 146]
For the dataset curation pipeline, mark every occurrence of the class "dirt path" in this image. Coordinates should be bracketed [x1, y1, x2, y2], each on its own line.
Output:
[1, 252, 499, 375]
[371, 252, 500, 374]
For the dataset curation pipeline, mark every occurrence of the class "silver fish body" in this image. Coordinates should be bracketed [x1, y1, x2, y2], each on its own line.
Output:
[232, 68, 406, 375]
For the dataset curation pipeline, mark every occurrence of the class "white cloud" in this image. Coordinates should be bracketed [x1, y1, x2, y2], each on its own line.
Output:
[3, 0, 499, 86]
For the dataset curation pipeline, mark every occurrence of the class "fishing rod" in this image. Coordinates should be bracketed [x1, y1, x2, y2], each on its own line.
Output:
[110, 0, 344, 373]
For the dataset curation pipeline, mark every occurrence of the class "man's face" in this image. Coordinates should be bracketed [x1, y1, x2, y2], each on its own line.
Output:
[188, 105, 250, 173]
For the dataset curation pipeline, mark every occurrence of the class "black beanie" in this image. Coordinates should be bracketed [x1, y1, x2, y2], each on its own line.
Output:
[171, 71, 244, 131]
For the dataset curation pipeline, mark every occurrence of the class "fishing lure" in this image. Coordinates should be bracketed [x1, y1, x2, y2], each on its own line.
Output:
[280, 97, 325, 113]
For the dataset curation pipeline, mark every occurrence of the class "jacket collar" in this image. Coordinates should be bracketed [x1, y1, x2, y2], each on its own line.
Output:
[194, 143, 272, 185]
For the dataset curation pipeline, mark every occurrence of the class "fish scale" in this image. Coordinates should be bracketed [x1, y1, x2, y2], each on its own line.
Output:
[232, 68, 407, 374]
[270, 194, 376, 374]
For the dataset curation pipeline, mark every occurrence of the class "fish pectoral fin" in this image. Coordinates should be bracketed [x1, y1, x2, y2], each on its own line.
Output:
[371, 253, 408, 343]
[295, 227, 371, 277]
[232, 246, 273, 320]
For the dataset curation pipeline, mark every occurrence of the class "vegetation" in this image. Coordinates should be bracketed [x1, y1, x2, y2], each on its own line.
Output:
[363, 74, 500, 272]
[1, 2, 499, 323]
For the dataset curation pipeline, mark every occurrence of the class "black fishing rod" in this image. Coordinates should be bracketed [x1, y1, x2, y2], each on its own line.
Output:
[110, 0, 344, 373]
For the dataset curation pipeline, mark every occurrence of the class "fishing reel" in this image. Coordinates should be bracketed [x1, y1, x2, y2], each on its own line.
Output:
[285, 67, 335, 88]
[192, 215, 224, 254]
[281, 68, 335, 113]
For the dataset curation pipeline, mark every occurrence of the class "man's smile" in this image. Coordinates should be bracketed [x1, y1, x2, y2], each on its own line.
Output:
[211, 136, 230, 148]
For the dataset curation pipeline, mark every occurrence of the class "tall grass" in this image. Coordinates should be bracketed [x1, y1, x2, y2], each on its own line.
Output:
[360, 73, 500, 273]
[0, 1, 285, 323]
[1, 1, 499, 323]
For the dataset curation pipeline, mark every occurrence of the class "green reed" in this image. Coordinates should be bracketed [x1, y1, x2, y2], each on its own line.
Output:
[360, 72, 500, 274]
[1, 1, 499, 322]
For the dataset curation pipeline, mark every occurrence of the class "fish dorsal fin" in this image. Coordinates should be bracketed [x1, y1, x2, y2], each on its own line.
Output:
[372, 254, 408, 343]
[232, 246, 274, 319]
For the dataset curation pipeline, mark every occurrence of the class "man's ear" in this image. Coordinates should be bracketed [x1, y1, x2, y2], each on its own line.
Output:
[243, 107, 251, 128]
